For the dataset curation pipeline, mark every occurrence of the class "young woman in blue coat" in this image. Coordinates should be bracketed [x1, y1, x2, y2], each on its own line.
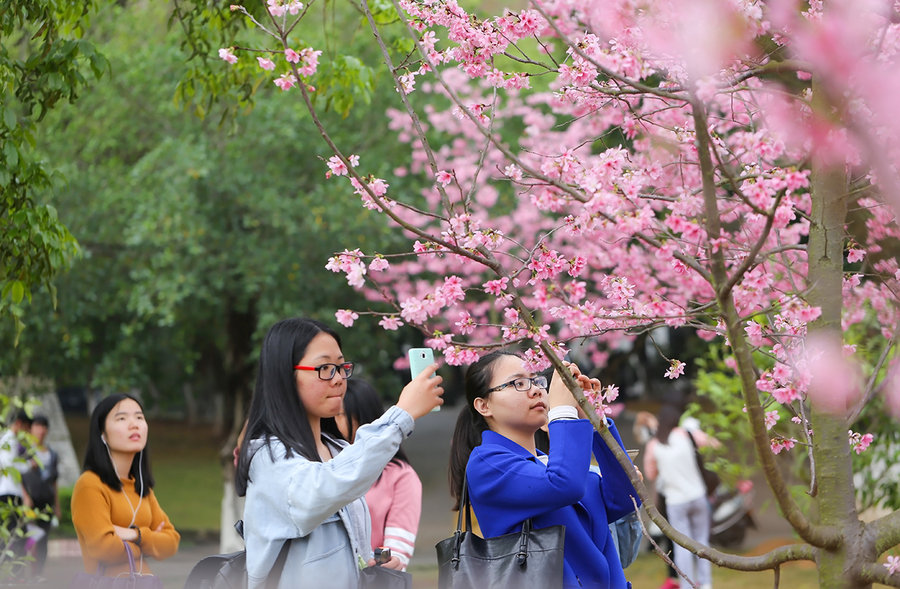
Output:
[449, 350, 640, 589]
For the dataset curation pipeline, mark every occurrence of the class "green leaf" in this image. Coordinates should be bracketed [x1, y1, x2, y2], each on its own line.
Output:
[2, 107, 15, 129]
[3, 142, 18, 168]
[10, 281, 25, 305]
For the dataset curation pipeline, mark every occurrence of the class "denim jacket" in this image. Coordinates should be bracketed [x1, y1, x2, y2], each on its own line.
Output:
[243, 406, 414, 589]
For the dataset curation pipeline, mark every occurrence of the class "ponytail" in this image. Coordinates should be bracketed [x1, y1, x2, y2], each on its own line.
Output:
[448, 406, 489, 510]
[448, 349, 522, 510]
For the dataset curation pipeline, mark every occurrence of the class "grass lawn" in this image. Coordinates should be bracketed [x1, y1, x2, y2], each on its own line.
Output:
[65, 415, 225, 536]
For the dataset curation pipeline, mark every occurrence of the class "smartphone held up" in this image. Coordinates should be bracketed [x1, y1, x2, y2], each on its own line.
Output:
[408, 347, 439, 412]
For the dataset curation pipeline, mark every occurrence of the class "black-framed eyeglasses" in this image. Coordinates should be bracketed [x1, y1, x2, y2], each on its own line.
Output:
[294, 362, 354, 380]
[486, 375, 548, 394]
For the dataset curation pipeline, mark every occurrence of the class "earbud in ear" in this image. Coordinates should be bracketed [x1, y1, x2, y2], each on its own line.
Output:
[101, 434, 107, 445]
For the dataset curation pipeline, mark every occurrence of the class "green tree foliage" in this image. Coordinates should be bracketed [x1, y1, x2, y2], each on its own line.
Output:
[0, 0, 109, 342]
[1, 1, 425, 434]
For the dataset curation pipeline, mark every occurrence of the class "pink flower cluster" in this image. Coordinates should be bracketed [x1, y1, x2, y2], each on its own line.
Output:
[664, 359, 686, 380]
[325, 249, 367, 288]
[267, 0, 303, 17]
[848, 430, 874, 455]
[770, 437, 797, 455]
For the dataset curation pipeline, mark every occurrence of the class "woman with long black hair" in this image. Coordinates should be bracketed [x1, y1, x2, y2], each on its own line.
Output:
[449, 350, 639, 589]
[71, 394, 180, 577]
[235, 317, 443, 589]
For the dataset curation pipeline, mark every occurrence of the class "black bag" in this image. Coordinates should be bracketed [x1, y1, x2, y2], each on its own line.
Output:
[184, 523, 410, 589]
[687, 431, 720, 497]
[184, 523, 289, 589]
[69, 541, 162, 589]
[183, 550, 248, 589]
[358, 564, 412, 589]
[435, 474, 565, 589]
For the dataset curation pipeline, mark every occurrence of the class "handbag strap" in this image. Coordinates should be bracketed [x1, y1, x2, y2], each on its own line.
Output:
[686, 430, 704, 466]
[122, 540, 137, 575]
[456, 473, 473, 534]
[455, 471, 535, 566]
[263, 538, 292, 588]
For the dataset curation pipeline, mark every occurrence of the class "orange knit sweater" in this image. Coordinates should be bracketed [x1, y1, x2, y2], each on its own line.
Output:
[71, 470, 180, 576]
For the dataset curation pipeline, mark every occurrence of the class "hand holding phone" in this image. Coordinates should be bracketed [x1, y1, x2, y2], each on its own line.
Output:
[397, 348, 444, 418]
[409, 347, 440, 412]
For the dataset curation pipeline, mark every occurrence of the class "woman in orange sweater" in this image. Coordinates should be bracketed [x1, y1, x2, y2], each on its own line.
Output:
[71, 394, 180, 577]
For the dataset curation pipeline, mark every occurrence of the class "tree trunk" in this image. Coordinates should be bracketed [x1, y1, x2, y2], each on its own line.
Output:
[807, 159, 868, 588]
[214, 298, 258, 437]
[183, 382, 197, 425]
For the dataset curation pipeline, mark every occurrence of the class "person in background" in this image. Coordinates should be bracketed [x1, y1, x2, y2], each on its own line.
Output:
[449, 350, 640, 589]
[22, 414, 60, 579]
[236, 317, 443, 589]
[634, 411, 679, 589]
[643, 404, 719, 589]
[336, 379, 423, 571]
[71, 394, 180, 577]
[0, 410, 33, 580]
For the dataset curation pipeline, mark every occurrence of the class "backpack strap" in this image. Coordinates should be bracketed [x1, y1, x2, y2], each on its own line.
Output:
[265, 540, 291, 587]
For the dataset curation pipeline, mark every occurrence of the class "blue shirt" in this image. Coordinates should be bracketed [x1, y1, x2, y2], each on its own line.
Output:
[466, 418, 639, 589]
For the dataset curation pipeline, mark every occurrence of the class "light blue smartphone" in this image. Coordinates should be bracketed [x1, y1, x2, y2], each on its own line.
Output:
[408, 347, 439, 411]
[408, 347, 435, 380]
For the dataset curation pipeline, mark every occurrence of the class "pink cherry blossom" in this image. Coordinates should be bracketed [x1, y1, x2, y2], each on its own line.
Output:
[298, 48, 322, 77]
[443, 346, 481, 366]
[455, 311, 476, 335]
[273, 73, 297, 91]
[285, 48, 300, 63]
[367, 177, 389, 197]
[218, 48, 238, 64]
[436, 170, 453, 186]
[267, 0, 303, 17]
[846, 248, 865, 263]
[335, 309, 359, 328]
[369, 257, 389, 272]
[326, 155, 348, 177]
[483, 277, 508, 295]
[257, 57, 276, 71]
[378, 316, 403, 330]
[664, 359, 686, 380]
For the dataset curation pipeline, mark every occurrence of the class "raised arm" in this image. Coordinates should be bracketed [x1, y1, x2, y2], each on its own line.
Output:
[249, 406, 414, 536]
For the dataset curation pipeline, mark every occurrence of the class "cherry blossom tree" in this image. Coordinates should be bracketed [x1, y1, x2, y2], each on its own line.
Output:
[201, 0, 900, 586]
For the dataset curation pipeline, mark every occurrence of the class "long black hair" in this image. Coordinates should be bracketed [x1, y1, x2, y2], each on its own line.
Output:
[343, 379, 410, 466]
[82, 393, 154, 497]
[448, 349, 521, 510]
[235, 317, 345, 496]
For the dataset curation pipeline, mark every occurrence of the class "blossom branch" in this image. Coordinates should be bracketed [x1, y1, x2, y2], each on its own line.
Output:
[691, 95, 840, 549]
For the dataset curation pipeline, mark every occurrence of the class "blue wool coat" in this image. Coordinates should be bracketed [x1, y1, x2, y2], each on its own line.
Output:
[466, 418, 639, 589]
